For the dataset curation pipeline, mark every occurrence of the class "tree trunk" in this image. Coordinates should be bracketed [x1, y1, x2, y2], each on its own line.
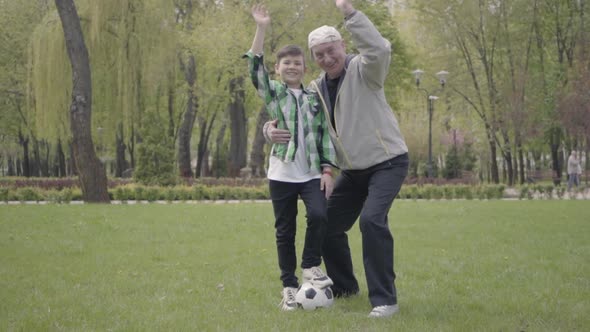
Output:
[517, 137, 525, 185]
[17, 158, 23, 176]
[34, 139, 43, 177]
[55, 0, 109, 202]
[201, 150, 210, 176]
[167, 82, 176, 139]
[18, 130, 30, 177]
[500, 131, 514, 186]
[196, 113, 217, 178]
[249, 105, 269, 178]
[128, 124, 136, 169]
[489, 139, 499, 184]
[550, 128, 562, 186]
[40, 140, 50, 177]
[7, 156, 15, 176]
[227, 77, 247, 177]
[177, 53, 198, 178]
[214, 124, 227, 178]
[115, 122, 127, 177]
[56, 139, 67, 177]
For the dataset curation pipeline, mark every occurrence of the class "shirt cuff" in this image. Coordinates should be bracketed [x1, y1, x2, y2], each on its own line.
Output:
[344, 10, 358, 20]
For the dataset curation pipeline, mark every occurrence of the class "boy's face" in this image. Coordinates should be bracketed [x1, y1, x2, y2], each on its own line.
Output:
[275, 54, 305, 89]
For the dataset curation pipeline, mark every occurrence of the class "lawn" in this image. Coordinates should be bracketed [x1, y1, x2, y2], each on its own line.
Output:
[1, 201, 588, 331]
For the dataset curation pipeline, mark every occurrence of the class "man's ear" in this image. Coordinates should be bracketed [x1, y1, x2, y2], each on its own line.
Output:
[274, 62, 280, 73]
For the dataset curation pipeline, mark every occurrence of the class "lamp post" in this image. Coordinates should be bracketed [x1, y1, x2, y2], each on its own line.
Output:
[412, 69, 448, 178]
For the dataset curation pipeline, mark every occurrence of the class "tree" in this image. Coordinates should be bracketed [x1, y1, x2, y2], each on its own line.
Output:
[0, 0, 50, 177]
[226, 76, 247, 177]
[134, 111, 176, 186]
[177, 52, 198, 178]
[442, 145, 462, 179]
[54, 0, 109, 202]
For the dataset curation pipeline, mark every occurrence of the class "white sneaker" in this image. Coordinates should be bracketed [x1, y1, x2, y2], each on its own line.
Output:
[368, 304, 399, 318]
[279, 287, 298, 311]
[302, 266, 333, 288]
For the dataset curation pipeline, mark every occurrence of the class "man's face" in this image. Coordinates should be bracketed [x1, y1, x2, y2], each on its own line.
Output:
[275, 54, 305, 89]
[311, 40, 347, 79]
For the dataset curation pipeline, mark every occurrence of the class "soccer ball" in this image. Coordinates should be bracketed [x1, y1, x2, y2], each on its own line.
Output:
[295, 282, 334, 310]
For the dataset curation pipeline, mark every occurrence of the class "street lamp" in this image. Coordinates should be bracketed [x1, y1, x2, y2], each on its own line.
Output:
[412, 69, 448, 178]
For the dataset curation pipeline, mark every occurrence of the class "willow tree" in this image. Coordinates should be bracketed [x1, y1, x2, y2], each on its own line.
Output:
[28, 0, 177, 180]
[54, 0, 109, 202]
[0, 0, 50, 176]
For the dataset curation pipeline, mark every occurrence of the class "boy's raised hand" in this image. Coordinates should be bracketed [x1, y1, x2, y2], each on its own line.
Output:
[252, 4, 270, 28]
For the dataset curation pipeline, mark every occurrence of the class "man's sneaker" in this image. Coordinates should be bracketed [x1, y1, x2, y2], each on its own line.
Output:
[279, 287, 298, 311]
[368, 304, 399, 318]
[302, 266, 333, 288]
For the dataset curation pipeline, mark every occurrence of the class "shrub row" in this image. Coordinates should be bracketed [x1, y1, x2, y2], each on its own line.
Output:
[0, 184, 513, 202]
[0, 184, 270, 203]
[2, 184, 585, 203]
[398, 185, 505, 200]
[517, 184, 587, 200]
[0, 176, 267, 189]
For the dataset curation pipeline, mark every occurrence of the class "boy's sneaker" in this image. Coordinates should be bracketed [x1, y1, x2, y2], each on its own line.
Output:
[279, 287, 298, 311]
[302, 266, 333, 288]
[368, 304, 399, 318]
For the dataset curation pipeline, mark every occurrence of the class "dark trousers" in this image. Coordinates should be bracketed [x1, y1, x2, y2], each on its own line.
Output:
[269, 179, 327, 288]
[323, 154, 409, 307]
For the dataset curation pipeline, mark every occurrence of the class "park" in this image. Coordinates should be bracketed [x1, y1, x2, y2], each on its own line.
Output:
[1, 0, 589, 330]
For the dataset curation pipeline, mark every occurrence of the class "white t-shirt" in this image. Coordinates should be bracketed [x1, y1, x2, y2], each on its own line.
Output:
[267, 88, 321, 183]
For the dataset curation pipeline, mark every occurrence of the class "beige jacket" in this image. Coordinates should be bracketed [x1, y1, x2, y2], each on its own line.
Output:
[310, 11, 408, 170]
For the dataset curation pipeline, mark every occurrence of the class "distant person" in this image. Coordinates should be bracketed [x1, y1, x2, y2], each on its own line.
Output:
[567, 150, 580, 191]
[265, 0, 409, 318]
[244, 4, 336, 311]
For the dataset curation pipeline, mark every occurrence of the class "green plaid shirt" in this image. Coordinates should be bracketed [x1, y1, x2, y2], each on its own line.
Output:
[245, 51, 335, 171]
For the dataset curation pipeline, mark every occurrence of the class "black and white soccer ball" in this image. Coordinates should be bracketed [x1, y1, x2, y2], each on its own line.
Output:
[295, 282, 334, 310]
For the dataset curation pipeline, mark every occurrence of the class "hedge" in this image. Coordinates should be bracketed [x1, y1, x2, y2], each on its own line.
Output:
[5, 183, 582, 203]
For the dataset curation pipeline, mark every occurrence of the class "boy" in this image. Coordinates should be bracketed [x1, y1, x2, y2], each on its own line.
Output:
[244, 4, 336, 311]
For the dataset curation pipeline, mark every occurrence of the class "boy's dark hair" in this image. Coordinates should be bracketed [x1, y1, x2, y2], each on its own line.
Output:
[276, 45, 305, 65]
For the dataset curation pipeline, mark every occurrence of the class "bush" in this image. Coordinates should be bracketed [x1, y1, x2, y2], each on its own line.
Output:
[520, 185, 534, 200]
[134, 186, 146, 201]
[15, 187, 43, 202]
[0, 187, 9, 202]
[133, 111, 177, 186]
[544, 185, 554, 199]
[431, 186, 444, 200]
[454, 185, 472, 200]
[145, 187, 161, 202]
[442, 186, 455, 200]
[164, 188, 178, 202]
[555, 186, 566, 199]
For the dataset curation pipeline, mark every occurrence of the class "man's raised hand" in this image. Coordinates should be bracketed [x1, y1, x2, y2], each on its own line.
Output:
[335, 0, 354, 16]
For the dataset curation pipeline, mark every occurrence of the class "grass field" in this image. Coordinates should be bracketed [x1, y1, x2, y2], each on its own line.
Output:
[1, 201, 589, 331]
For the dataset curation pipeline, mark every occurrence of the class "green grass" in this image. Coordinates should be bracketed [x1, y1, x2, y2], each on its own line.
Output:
[1, 201, 589, 331]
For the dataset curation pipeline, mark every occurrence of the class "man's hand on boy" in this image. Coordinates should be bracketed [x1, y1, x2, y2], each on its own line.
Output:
[266, 120, 291, 144]
[321, 174, 334, 199]
[252, 4, 270, 28]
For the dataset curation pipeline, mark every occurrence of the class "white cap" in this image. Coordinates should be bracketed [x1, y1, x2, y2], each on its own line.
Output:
[308, 25, 342, 49]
